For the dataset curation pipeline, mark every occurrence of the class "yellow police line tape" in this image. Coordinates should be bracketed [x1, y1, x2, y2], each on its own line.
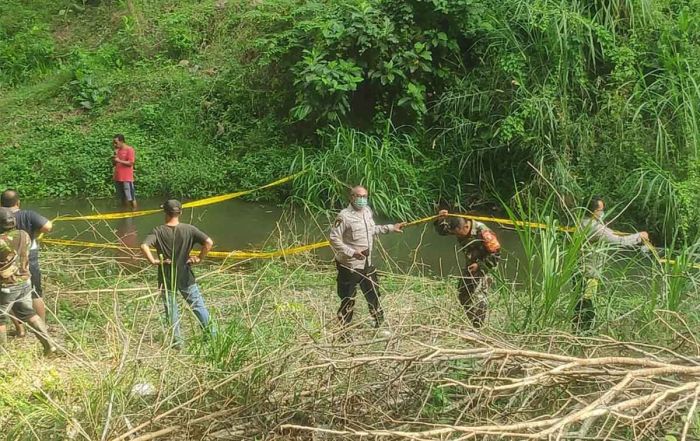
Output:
[52, 171, 306, 222]
[42, 213, 698, 270]
[41, 237, 332, 260]
[42, 214, 525, 261]
[404, 214, 576, 232]
[41, 165, 694, 268]
[38, 214, 481, 260]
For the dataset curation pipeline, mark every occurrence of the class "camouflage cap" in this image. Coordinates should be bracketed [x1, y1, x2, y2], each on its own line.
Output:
[0, 207, 15, 232]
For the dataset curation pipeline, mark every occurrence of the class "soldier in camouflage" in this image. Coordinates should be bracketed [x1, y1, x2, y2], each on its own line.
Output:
[0, 207, 56, 355]
[435, 210, 501, 328]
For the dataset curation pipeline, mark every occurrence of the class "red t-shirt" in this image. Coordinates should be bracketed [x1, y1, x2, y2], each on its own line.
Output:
[113, 146, 135, 182]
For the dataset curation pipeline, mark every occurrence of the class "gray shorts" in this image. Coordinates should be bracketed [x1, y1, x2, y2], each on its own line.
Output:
[115, 181, 136, 202]
[0, 282, 35, 325]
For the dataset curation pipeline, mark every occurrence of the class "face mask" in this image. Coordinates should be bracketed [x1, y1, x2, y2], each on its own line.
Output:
[353, 197, 368, 208]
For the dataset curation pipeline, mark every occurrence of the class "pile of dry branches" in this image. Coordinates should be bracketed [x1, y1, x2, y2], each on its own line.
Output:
[111, 325, 700, 441]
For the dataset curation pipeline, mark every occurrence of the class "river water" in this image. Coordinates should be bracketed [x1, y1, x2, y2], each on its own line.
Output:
[22, 196, 524, 276]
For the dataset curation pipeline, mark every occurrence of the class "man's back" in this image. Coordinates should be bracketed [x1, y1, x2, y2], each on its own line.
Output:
[143, 223, 208, 290]
[14, 209, 48, 248]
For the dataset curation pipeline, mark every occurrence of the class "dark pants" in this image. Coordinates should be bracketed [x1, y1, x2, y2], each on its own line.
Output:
[573, 276, 598, 332]
[29, 250, 42, 299]
[457, 266, 491, 328]
[336, 262, 383, 327]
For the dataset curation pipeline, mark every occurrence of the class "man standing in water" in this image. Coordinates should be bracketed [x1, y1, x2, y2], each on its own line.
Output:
[140, 200, 214, 348]
[1, 189, 52, 338]
[112, 134, 137, 209]
[574, 196, 649, 332]
[435, 210, 501, 328]
[0, 208, 56, 355]
[329, 185, 405, 332]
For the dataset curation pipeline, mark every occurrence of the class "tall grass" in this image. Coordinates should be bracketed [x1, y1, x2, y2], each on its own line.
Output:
[2, 229, 700, 438]
[647, 237, 699, 314]
[498, 194, 586, 331]
[493, 189, 700, 335]
[434, 0, 700, 240]
[291, 127, 441, 219]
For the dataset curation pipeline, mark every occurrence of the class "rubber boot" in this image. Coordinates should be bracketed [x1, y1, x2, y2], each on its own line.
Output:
[27, 317, 57, 356]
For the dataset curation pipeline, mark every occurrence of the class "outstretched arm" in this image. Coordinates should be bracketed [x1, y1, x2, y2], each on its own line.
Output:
[374, 222, 405, 235]
[590, 222, 648, 246]
[40, 220, 53, 233]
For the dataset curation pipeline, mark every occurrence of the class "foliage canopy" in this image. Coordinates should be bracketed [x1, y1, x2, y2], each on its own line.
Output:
[1, 0, 700, 240]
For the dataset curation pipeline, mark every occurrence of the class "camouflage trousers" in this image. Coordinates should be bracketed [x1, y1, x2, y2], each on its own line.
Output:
[457, 266, 493, 328]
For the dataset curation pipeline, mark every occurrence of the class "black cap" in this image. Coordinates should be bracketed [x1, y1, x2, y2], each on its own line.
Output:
[161, 199, 182, 214]
[0, 207, 16, 232]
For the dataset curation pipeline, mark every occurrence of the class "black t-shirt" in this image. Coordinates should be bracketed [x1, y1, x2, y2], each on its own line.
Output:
[14, 209, 49, 251]
[143, 223, 209, 290]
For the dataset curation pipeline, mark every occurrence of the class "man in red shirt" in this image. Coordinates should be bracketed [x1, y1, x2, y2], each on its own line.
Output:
[112, 134, 137, 209]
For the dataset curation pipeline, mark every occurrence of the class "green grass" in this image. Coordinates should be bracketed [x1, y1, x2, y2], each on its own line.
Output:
[1, 231, 698, 438]
[3, 0, 700, 237]
[291, 127, 446, 219]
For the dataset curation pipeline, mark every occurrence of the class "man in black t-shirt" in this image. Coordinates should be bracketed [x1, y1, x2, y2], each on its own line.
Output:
[141, 199, 214, 348]
[1, 189, 53, 338]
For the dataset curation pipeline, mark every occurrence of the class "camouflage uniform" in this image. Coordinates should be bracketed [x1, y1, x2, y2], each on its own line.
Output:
[329, 205, 397, 326]
[0, 206, 54, 354]
[0, 229, 35, 327]
[454, 221, 500, 328]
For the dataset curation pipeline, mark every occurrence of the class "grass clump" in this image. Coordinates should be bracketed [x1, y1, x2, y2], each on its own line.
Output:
[1, 225, 698, 439]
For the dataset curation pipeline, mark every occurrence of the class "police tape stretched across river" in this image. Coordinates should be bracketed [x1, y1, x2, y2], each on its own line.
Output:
[0, 177, 656, 352]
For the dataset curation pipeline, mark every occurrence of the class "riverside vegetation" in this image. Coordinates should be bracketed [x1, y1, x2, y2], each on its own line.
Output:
[1, 208, 699, 439]
[2, 0, 700, 239]
[2, 0, 700, 439]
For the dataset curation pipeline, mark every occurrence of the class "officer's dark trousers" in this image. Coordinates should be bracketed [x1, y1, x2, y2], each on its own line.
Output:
[457, 267, 489, 328]
[29, 250, 42, 299]
[572, 275, 597, 332]
[336, 262, 383, 327]
[573, 297, 595, 332]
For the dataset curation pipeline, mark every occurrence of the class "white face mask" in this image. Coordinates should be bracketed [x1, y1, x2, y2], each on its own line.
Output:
[352, 196, 368, 208]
